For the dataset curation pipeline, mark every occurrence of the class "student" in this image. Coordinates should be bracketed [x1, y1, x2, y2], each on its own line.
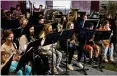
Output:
[99, 20, 114, 62]
[84, 23, 100, 64]
[1, 30, 31, 75]
[39, 24, 63, 74]
[14, 4, 22, 18]
[66, 21, 83, 70]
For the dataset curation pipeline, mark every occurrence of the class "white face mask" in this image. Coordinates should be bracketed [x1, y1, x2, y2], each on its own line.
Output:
[105, 24, 111, 30]
[107, 27, 111, 30]
[70, 24, 74, 29]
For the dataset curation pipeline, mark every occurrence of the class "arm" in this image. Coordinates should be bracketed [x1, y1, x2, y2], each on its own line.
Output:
[102, 40, 110, 46]
[19, 35, 28, 54]
[1, 51, 7, 64]
[1, 53, 14, 71]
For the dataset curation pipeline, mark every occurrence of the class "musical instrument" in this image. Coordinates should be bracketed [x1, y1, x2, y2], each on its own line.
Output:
[44, 9, 63, 21]
[67, 8, 79, 21]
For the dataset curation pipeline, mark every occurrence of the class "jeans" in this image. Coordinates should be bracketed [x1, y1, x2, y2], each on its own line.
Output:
[47, 49, 62, 67]
[9, 61, 32, 75]
[104, 44, 114, 57]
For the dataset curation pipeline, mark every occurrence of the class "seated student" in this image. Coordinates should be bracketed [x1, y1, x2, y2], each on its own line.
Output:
[1, 30, 31, 75]
[25, 12, 32, 25]
[18, 18, 29, 54]
[13, 17, 28, 39]
[99, 20, 114, 62]
[61, 16, 68, 29]
[25, 12, 31, 20]
[39, 24, 63, 74]
[33, 5, 44, 13]
[56, 18, 63, 32]
[34, 17, 45, 39]
[66, 21, 83, 70]
[19, 17, 28, 34]
[14, 4, 22, 18]
[83, 23, 100, 64]
[19, 24, 35, 54]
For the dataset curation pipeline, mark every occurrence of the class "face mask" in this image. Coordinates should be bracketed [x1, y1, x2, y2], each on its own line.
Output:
[105, 24, 111, 30]
[70, 24, 74, 29]
[107, 27, 111, 30]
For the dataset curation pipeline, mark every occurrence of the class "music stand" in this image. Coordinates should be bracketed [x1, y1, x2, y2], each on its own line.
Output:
[75, 19, 99, 75]
[55, 15, 66, 18]
[42, 29, 74, 75]
[15, 30, 74, 75]
[14, 39, 42, 75]
[93, 30, 112, 72]
[43, 32, 60, 75]
[75, 29, 95, 75]
[1, 54, 14, 75]
[78, 11, 86, 16]
[58, 29, 74, 75]
[89, 12, 100, 19]
[83, 19, 100, 29]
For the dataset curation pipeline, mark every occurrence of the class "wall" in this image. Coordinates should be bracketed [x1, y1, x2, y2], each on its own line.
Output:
[1, 1, 19, 11]
[72, 1, 91, 14]
[1, 0, 100, 14]
[46, 1, 53, 9]
[91, 1, 99, 12]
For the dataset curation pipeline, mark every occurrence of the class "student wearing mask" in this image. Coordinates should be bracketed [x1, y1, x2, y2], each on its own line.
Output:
[99, 20, 114, 62]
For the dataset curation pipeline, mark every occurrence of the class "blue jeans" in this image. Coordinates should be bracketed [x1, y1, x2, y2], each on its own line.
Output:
[9, 61, 32, 75]
[47, 50, 62, 67]
[104, 44, 114, 57]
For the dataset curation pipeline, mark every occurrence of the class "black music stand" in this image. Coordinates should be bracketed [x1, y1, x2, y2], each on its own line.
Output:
[75, 29, 95, 75]
[14, 39, 42, 75]
[1, 54, 14, 75]
[43, 32, 61, 75]
[84, 19, 100, 29]
[75, 19, 99, 75]
[58, 29, 74, 75]
[43, 29, 74, 75]
[93, 30, 112, 72]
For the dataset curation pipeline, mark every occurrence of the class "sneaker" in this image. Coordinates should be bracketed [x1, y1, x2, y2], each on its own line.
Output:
[88, 58, 93, 65]
[109, 56, 114, 62]
[73, 55, 78, 60]
[93, 57, 98, 61]
[46, 69, 51, 75]
[104, 56, 108, 63]
[76, 62, 83, 69]
[67, 64, 74, 70]
[53, 67, 58, 74]
[56, 66, 63, 72]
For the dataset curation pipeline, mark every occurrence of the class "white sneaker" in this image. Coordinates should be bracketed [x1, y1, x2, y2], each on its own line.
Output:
[67, 64, 74, 70]
[76, 62, 83, 69]
[56, 66, 63, 72]
[53, 67, 58, 74]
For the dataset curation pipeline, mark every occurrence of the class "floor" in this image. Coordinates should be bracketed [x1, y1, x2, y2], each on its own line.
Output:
[58, 44, 117, 75]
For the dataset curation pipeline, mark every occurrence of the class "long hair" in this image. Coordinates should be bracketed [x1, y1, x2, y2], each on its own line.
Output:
[19, 17, 28, 27]
[2, 30, 14, 44]
[66, 21, 73, 29]
[39, 24, 52, 38]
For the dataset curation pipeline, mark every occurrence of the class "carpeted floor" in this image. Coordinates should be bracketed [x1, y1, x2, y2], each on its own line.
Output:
[104, 62, 117, 72]
[59, 45, 117, 75]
